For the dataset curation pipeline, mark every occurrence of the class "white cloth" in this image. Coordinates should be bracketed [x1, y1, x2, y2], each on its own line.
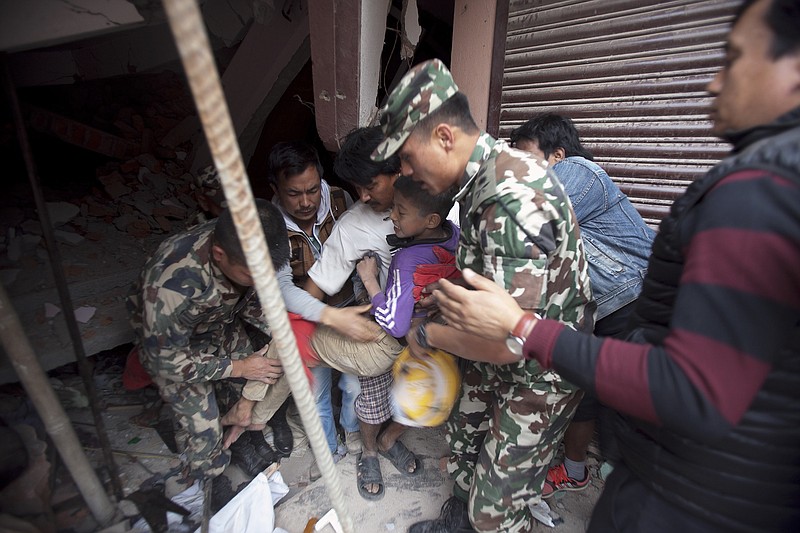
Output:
[207, 471, 290, 533]
[132, 472, 290, 533]
[307, 201, 394, 295]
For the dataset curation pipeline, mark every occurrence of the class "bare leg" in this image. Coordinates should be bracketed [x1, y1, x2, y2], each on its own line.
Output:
[222, 425, 246, 449]
[222, 422, 267, 449]
[359, 421, 382, 495]
[563, 420, 595, 463]
[221, 398, 255, 427]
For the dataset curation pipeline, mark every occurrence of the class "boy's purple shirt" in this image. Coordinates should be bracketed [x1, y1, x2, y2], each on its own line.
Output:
[370, 221, 460, 337]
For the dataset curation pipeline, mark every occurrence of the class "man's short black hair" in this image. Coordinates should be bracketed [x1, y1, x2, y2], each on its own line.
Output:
[214, 199, 289, 270]
[413, 92, 479, 140]
[334, 126, 401, 188]
[268, 141, 323, 186]
[393, 175, 454, 223]
[737, 0, 800, 58]
[510, 113, 594, 160]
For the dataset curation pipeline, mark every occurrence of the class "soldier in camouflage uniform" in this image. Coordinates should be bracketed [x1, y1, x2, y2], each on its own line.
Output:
[127, 199, 290, 482]
[372, 59, 595, 532]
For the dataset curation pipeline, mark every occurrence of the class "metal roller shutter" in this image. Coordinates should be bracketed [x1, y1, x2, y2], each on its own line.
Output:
[499, 0, 740, 225]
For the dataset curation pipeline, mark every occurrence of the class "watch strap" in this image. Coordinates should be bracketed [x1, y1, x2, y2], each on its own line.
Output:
[511, 312, 538, 341]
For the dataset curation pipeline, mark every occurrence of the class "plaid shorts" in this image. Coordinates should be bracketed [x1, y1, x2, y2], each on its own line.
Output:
[355, 371, 393, 424]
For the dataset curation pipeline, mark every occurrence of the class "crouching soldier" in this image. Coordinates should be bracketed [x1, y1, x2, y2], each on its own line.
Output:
[127, 199, 290, 482]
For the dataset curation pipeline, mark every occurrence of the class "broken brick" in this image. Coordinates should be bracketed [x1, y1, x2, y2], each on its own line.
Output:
[152, 204, 187, 219]
[155, 215, 172, 233]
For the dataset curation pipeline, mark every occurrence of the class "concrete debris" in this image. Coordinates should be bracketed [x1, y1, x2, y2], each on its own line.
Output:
[20, 220, 42, 235]
[7, 234, 41, 261]
[49, 377, 89, 409]
[45, 201, 80, 226]
[99, 172, 134, 199]
[54, 229, 84, 245]
[2, 69, 204, 384]
[73, 306, 96, 323]
[7, 234, 22, 262]
[44, 302, 61, 318]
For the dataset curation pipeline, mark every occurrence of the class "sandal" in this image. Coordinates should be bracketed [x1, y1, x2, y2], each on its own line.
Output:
[379, 440, 423, 477]
[356, 455, 385, 501]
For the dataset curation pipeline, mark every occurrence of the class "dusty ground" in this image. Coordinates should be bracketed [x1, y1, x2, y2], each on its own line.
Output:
[0, 348, 605, 532]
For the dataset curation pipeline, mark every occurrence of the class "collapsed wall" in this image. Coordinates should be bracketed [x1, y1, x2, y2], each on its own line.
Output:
[0, 70, 203, 383]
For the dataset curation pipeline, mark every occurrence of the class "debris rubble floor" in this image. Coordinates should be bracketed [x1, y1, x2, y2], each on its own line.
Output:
[0, 346, 603, 532]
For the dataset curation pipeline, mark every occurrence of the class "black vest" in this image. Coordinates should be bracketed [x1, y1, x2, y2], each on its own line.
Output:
[620, 109, 800, 532]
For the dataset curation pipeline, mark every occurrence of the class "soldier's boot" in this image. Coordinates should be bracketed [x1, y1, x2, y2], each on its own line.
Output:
[228, 437, 268, 477]
[248, 430, 278, 466]
[408, 496, 476, 533]
[267, 399, 293, 458]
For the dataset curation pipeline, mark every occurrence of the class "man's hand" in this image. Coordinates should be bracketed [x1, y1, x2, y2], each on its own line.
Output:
[321, 304, 383, 343]
[418, 276, 470, 311]
[433, 268, 527, 341]
[230, 345, 284, 383]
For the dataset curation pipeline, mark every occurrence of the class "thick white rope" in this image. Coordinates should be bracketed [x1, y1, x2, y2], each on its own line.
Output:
[161, 1, 354, 531]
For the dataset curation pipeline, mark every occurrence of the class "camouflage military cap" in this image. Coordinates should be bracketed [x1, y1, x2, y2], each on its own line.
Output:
[193, 165, 221, 191]
[192, 165, 227, 211]
[372, 59, 459, 162]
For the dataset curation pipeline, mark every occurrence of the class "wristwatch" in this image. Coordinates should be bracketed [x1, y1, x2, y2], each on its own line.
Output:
[505, 312, 540, 357]
[416, 321, 431, 350]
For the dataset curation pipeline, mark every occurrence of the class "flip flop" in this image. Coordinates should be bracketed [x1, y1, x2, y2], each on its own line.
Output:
[356, 455, 385, 501]
[379, 440, 423, 477]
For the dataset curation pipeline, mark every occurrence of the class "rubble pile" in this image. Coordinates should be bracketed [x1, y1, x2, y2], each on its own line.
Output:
[1, 70, 204, 289]
[0, 70, 209, 381]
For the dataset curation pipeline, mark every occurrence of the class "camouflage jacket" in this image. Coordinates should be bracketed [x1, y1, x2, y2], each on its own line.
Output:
[127, 221, 269, 384]
[454, 133, 595, 381]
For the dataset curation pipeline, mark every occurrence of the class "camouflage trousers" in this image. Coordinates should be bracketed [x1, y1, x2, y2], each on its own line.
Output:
[446, 359, 582, 533]
[153, 375, 242, 482]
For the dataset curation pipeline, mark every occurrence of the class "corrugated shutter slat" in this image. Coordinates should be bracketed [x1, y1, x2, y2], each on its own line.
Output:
[500, 0, 739, 225]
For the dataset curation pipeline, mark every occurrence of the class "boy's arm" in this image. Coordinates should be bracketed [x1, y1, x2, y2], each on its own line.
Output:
[355, 254, 382, 299]
[371, 269, 417, 337]
[366, 250, 415, 338]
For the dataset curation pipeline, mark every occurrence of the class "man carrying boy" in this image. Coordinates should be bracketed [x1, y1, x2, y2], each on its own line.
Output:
[303, 126, 419, 500]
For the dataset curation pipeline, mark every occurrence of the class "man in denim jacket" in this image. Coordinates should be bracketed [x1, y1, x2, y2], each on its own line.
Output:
[511, 114, 655, 498]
